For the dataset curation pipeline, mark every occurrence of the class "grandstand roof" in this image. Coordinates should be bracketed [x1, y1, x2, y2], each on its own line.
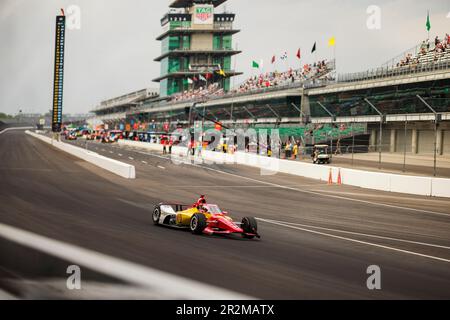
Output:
[154, 49, 241, 62]
[169, 0, 227, 8]
[156, 28, 239, 41]
[153, 71, 242, 82]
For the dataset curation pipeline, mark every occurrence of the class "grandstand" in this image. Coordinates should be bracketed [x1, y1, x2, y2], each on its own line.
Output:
[88, 6, 450, 156]
[90, 88, 159, 123]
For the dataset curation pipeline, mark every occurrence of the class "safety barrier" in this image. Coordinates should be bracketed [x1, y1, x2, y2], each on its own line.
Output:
[0, 126, 34, 135]
[116, 139, 450, 198]
[0, 222, 252, 299]
[431, 178, 450, 198]
[26, 131, 135, 179]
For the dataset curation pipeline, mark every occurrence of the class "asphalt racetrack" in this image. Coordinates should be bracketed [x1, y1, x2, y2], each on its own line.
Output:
[1, 130, 450, 299]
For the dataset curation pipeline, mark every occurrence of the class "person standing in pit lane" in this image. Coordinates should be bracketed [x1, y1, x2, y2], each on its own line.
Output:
[162, 137, 167, 155]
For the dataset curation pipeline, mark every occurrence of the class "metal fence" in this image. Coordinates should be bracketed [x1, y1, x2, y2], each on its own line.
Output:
[246, 119, 449, 178]
[338, 59, 450, 83]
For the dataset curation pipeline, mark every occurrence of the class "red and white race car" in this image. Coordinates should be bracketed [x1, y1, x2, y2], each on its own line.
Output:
[152, 196, 260, 239]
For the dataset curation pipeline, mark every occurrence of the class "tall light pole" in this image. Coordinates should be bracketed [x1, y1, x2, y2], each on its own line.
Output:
[403, 114, 408, 173]
[317, 102, 336, 156]
[364, 98, 384, 170]
[417, 95, 439, 177]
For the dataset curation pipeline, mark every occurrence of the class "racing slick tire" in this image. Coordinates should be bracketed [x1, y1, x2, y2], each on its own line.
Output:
[152, 206, 161, 225]
[241, 217, 258, 239]
[190, 213, 207, 235]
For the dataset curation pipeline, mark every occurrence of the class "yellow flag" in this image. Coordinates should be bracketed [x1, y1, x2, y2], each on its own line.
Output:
[217, 69, 226, 77]
[328, 36, 336, 47]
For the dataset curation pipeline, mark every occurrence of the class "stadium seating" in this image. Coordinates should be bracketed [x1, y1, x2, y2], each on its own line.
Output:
[250, 125, 366, 143]
[169, 60, 335, 104]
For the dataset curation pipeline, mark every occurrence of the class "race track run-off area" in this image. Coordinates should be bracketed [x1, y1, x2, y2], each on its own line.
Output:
[1, 130, 450, 299]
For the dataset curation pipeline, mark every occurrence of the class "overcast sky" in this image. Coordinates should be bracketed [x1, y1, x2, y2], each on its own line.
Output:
[0, 0, 449, 115]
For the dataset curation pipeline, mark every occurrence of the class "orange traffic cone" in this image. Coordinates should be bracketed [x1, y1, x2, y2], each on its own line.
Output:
[337, 169, 342, 185]
[328, 168, 333, 185]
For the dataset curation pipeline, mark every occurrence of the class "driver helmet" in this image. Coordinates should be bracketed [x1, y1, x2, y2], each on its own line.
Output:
[194, 195, 207, 208]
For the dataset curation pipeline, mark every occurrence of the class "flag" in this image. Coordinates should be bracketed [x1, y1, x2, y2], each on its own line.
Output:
[426, 11, 431, 32]
[205, 73, 213, 80]
[199, 74, 207, 82]
[217, 65, 226, 77]
[187, 78, 193, 84]
[328, 37, 336, 47]
[252, 60, 260, 68]
[193, 76, 198, 82]
[271, 55, 276, 64]
[217, 69, 226, 77]
[311, 42, 316, 53]
[296, 48, 301, 59]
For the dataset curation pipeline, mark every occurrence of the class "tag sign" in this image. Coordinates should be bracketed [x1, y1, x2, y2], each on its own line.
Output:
[194, 5, 213, 25]
[52, 15, 66, 132]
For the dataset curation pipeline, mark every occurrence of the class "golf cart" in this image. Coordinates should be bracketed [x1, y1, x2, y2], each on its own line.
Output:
[312, 145, 331, 164]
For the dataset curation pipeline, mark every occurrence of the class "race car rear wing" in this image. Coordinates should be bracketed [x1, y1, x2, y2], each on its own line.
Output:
[158, 203, 190, 212]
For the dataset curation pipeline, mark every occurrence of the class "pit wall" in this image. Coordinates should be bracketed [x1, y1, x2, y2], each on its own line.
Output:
[27, 131, 135, 179]
[118, 139, 450, 198]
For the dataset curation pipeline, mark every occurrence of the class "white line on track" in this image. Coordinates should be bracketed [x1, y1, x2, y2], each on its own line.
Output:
[257, 218, 450, 264]
[165, 184, 320, 189]
[142, 161, 148, 164]
[118, 154, 123, 157]
[0, 222, 253, 299]
[128, 157, 134, 160]
[189, 161, 450, 218]
[0, 127, 33, 135]
[259, 218, 450, 250]
[116, 148, 450, 217]
[310, 189, 450, 205]
[158, 165, 166, 170]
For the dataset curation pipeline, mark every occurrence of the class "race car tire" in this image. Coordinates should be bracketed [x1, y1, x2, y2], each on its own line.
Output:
[152, 206, 161, 225]
[190, 213, 207, 235]
[242, 217, 258, 239]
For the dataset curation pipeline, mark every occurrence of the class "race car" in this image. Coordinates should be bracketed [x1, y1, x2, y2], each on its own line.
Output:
[152, 196, 260, 239]
[65, 131, 77, 140]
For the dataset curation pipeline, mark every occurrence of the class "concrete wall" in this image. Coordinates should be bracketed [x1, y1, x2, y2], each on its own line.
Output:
[27, 131, 135, 179]
[370, 122, 450, 155]
[119, 139, 450, 198]
[191, 33, 212, 51]
[418, 130, 435, 154]
[395, 129, 412, 153]
[444, 130, 450, 155]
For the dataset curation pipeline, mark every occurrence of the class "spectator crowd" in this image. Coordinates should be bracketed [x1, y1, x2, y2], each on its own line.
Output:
[230, 60, 331, 95]
[396, 33, 450, 68]
[169, 59, 333, 103]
